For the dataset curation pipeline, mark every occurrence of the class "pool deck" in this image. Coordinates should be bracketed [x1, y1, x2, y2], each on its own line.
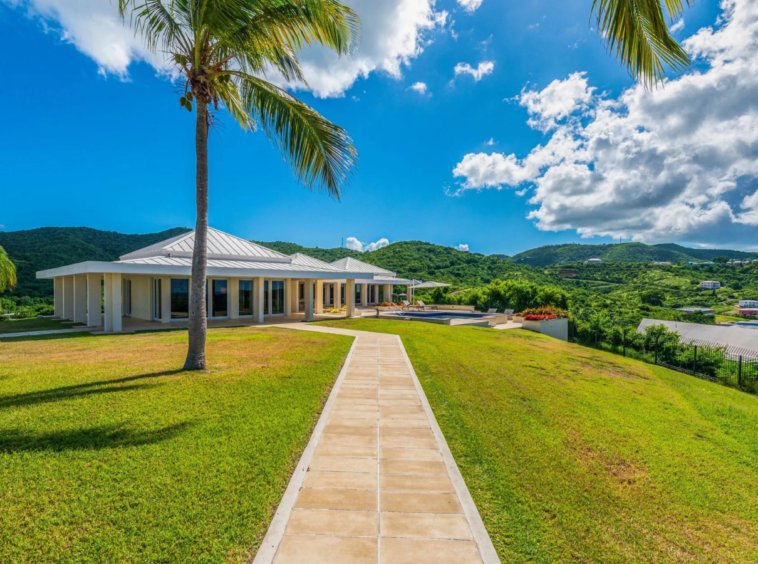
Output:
[252, 323, 501, 564]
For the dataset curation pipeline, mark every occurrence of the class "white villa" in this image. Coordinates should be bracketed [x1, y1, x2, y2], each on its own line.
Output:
[36, 228, 415, 332]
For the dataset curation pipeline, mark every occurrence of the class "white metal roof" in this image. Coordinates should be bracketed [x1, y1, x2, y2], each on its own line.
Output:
[119, 256, 337, 272]
[290, 253, 340, 271]
[330, 256, 395, 277]
[120, 227, 289, 262]
[638, 319, 758, 356]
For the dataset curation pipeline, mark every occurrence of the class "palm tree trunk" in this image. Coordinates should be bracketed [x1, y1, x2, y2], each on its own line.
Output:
[184, 102, 209, 370]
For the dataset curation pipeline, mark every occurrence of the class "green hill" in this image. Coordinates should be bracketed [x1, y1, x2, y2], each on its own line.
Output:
[510, 242, 758, 267]
[0, 227, 190, 297]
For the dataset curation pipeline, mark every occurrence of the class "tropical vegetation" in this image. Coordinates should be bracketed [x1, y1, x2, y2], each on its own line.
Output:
[0, 244, 17, 293]
[0, 327, 352, 563]
[117, 0, 359, 369]
[322, 318, 758, 563]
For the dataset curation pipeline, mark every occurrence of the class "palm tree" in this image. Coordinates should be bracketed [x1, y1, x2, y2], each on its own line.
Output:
[0, 244, 17, 293]
[118, 0, 358, 370]
[592, 0, 692, 86]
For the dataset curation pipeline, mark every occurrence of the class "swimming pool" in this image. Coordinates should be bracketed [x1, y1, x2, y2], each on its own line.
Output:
[391, 311, 492, 319]
[384, 310, 496, 326]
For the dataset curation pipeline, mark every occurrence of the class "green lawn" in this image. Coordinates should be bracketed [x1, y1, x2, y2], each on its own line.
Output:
[0, 327, 352, 564]
[0, 317, 84, 334]
[320, 318, 758, 563]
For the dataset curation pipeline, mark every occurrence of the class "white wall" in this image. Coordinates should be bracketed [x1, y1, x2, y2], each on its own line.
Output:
[128, 275, 153, 321]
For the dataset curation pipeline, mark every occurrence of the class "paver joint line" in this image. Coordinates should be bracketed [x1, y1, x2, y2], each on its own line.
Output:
[251, 323, 500, 564]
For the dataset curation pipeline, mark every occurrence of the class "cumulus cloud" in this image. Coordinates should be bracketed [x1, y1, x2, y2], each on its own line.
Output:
[2, 0, 170, 76]
[457, 0, 483, 13]
[6, 0, 448, 98]
[346, 237, 390, 252]
[671, 18, 685, 32]
[409, 81, 428, 94]
[454, 61, 495, 81]
[452, 0, 758, 247]
[456, 244, 470, 252]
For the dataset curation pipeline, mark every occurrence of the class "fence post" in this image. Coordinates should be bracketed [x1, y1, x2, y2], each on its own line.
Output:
[738, 356, 743, 388]
[654, 340, 658, 365]
[693, 345, 697, 373]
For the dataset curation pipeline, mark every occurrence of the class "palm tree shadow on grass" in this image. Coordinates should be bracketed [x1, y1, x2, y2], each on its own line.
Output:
[0, 422, 192, 453]
[0, 370, 184, 411]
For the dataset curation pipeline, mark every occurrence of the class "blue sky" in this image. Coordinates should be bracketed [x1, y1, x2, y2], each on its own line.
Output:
[3, 0, 753, 255]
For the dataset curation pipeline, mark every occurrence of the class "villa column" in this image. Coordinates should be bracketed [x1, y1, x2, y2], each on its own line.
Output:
[111, 274, 122, 332]
[63, 275, 74, 320]
[161, 277, 171, 323]
[315, 281, 324, 314]
[361, 283, 368, 306]
[230, 278, 240, 319]
[284, 279, 292, 316]
[334, 282, 342, 308]
[384, 284, 392, 304]
[345, 279, 356, 318]
[254, 277, 265, 323]
[103, 274, 113, 332]
[87, 273, 101, 327]
[54, 277, 64, 318]
[290, 279, 300, 313]
[305, 280, 315, 322]
[73, 274, 88, 324]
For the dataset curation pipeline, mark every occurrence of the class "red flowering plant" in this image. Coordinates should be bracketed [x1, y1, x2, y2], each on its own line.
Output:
[518, 306, 568, 321]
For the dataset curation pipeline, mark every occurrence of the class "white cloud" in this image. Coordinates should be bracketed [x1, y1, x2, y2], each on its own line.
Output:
[452, 0, 758, 247]
[2, 0, 170, 76]
[519, 72, 595, 131]
[6, 0, 448, 98]
[454, 61, 495, 81]
[486, 138, 497, 145]
[456, 244, 470, 252]
[671, 18, 685, 32]
[346, 237, 390, 252]
[409, 81, 428, 94]
[457, 0, 483, 13]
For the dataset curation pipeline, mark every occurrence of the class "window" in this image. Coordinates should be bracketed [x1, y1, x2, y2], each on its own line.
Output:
[271, 280, 284, 315]
[123, 279, 132, 316]
[212, 279, 228, 317]
[264, 280, 270, 315]
[171, 279, 189, 319]
[239, 280, 253, 316]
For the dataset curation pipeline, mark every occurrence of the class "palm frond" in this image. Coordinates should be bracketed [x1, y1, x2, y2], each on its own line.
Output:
[237, 73, 356, 198]
[592, 0, 692, 87]
[0, 245, 17, 293]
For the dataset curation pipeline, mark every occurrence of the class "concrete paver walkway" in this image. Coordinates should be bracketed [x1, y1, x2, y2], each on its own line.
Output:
[253, 325, 499, 564]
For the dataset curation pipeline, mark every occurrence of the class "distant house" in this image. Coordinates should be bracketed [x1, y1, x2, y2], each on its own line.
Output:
[687, 261, 715, 267]
[559, 269, 578, 278]
[739, 300, 758, 308]
[677, 307, 715, 315]
[651, 261, 672, 266]
[585, 258, 602, 264]
[740, 309, 758, 316]
[638, 319, 758, 356]
[700, 281, 721, 290]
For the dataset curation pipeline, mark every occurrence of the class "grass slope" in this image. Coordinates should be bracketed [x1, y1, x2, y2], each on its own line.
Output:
[321, 319, 758, 563]
[0, 327, 352, 564]
[0, 318, 84, 334]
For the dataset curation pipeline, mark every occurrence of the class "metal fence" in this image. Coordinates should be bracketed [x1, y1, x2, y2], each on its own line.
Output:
[582, 338, 758, 394]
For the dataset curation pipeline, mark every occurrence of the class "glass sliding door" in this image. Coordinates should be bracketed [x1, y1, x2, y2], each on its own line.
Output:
[271, 280, 285, 315]
[152, 278, 162, 321]
[239, 280, 253, 316]
[211, 280, 228, 317]
[171, 279, 189, 319]
[264, 280, 270, 315]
